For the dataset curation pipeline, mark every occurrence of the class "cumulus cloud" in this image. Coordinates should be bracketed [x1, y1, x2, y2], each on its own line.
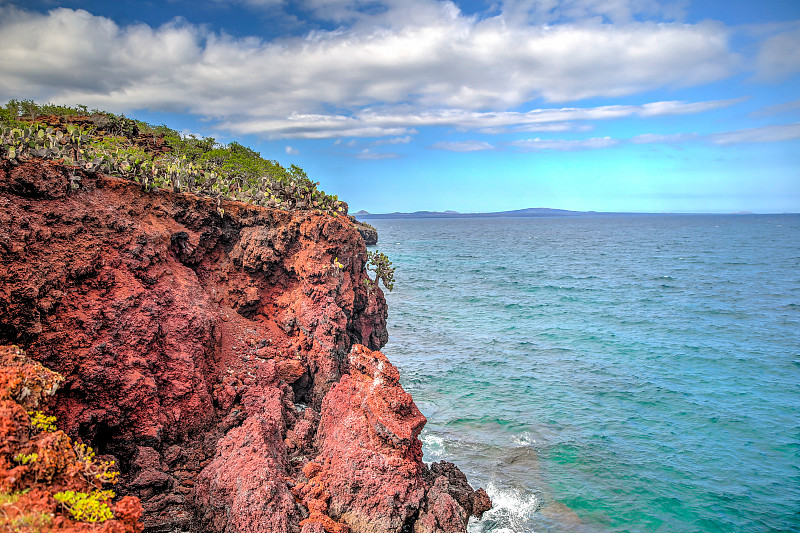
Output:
[509, 136, 618, 151]
[0, 3, 740, 138]
[710, 123, 800, 145]
[285, 145, 300, 154]
[431, 140, 494, 152]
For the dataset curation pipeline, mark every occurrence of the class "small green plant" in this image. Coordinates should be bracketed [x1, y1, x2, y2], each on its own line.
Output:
[53, 490, 114, 523]
[13, 452, 39, 465]
[0, 490, 52, 532]
[2, 511, 53, 531]
[28, 411, 57, 433]
[1, 99, 349, 216]
[366, 250, 395, 291]
[74, 443, 120, 484]
[0, 490, 28, 505]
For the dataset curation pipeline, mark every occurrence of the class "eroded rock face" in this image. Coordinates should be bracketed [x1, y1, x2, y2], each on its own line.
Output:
[0, 159, 488, 532]
[295, 345, 490, 533]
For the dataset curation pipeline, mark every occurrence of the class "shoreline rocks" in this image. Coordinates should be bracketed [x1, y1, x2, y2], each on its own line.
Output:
[352, 219, 378, 245]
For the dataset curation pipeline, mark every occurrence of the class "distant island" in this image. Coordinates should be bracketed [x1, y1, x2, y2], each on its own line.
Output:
[353, 208, 770, 219]
[355, 207, 608, 219]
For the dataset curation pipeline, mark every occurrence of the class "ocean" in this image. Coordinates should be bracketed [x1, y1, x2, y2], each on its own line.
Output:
[366, 214, 800, 533]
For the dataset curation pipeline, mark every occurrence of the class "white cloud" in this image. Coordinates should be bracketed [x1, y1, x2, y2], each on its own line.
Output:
[754, 25, 800, 81]
[372, 135, 412, 145]
[479, 122, 594, 134]
[631, 132, 698, 143]
[222, 99, 741, 138]
[300, 0, 449, 25]
[413, 122, 800, 153]
[710, 123, 800, 145]
[355, 148, 400, 159]
[0, 3, 741, 138]
[750, 99, 800, 118]
[431, 140, 494, 151]
[508, 123, 800, 150]
[637, 98, 747, 117]
[509, 136, 618, 151]
[211, 0, 285, 6]
[285, 145, 300, 154]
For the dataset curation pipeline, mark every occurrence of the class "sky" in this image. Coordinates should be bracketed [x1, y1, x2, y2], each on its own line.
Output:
[0, 0, 798, 213]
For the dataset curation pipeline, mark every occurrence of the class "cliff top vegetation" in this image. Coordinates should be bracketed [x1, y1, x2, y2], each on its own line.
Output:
[0, 99, 347, 216]
[0, 98, 396, 291]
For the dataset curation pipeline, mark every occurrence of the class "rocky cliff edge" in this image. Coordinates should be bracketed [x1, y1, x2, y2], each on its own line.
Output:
[0, 159, 489, 532]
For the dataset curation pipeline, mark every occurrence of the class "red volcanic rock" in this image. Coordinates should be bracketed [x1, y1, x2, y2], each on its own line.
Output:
[276, 358, 307, 384]
[416, 462, 493, 532]
[0, 344, 63, 409]
[194, 381, 300, 532]
[0, 158, 487, 532]
[348, 344, 426, 449]
[304, 345, 490, 533]
[0, 345, 144, 531]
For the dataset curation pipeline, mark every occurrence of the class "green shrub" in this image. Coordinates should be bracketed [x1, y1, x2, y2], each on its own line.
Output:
[53, 490, 114, 523]
[28, 411, 57, 433]
[366, 250, 395, 291]
[13, 452, 39, 465]
[0, 99, 348, 216]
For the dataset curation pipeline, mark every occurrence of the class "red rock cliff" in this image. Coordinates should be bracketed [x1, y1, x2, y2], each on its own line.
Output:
[0, 159, 489, 532]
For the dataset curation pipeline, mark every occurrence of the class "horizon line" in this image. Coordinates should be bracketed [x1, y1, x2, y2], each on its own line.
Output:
[353, 207, 799, 217]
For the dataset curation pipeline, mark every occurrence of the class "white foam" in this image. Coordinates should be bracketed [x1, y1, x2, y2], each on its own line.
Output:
[468, 482, 540, 533]
[487, 482, 540, 519]
[511, 431, 536, 447]
[420, 432, 446, 464]
[423, 433, 444, 447]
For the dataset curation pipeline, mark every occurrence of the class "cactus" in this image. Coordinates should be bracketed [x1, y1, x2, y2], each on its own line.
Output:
[2, 100, 348, 216]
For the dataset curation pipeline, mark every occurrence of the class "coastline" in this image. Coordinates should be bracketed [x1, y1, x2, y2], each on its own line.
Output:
[0, 158, 489, 532]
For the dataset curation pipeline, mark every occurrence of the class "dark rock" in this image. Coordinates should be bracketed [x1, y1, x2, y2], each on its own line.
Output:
[353, 221, 378, 245]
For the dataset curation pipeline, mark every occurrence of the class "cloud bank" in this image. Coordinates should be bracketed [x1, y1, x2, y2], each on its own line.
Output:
[434, 122, 800, 153]
[0, 2, 743, 138]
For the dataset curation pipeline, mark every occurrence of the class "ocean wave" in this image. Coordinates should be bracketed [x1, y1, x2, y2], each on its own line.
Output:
[469, 482, 540, 533]
[420, 432, 447, 464]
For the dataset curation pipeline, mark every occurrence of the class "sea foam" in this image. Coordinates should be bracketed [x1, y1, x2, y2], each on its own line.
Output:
[469, 482, 540, 533]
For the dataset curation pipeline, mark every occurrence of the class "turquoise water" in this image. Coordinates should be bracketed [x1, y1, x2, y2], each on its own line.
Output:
[368, 215, 800, 533]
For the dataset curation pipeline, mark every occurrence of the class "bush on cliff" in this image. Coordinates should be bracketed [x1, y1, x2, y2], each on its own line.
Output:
[367, 250, 395, 291]
[0, 99, 347, 216]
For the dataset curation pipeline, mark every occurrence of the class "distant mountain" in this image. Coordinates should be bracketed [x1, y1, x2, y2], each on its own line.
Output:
[352, 209, 778, 219]
[354, 207, 598, 219]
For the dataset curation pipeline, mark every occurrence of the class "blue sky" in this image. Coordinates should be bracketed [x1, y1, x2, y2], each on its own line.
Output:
[1, 0, 798, 213]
